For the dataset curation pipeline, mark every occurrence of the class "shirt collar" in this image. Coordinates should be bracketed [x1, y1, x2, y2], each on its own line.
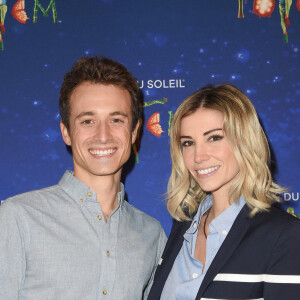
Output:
[209, 196, 246, 240]
[185, 195, 213, 240]
[58, 170, 125, 209]
[184, 194, 246, 242]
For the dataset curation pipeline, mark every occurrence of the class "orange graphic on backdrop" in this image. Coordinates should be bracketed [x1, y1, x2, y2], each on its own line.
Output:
[11, 0, 29, 24]
[252, 0, 275, 18]
[146, 112, 164, 137]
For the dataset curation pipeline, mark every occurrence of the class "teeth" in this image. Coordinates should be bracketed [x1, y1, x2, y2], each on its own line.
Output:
[90, 149, 116, 156]
[197, 166, 219, 175]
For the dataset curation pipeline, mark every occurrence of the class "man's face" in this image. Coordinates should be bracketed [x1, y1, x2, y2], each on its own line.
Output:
[60, 82, 139, 183]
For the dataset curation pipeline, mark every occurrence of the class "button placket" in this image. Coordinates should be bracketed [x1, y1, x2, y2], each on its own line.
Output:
[100, 212, 118, 298]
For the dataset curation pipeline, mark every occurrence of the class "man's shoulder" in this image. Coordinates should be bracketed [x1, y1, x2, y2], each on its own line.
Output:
[1, 183, 62, 211]
[121, 201, 167, 249]
[1, 171, 75, 209]
[122, 201, 164, 231]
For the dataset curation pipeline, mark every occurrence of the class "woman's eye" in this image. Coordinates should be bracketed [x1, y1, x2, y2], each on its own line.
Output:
[181, 140, 194, 147]
[208, 134, 223, 142]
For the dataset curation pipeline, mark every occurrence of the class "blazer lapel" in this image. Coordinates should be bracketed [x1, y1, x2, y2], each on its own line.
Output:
[157, 220, 190, 280]
[149, 220, 190, 299]
[197, 204, 255, 298]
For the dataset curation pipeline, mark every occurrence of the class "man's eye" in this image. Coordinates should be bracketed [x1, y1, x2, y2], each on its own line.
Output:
[208, 134, 223, 142]
[112, 118, 124, 123]
[82, 119, 92, 125]
[181, 140, 194, 147]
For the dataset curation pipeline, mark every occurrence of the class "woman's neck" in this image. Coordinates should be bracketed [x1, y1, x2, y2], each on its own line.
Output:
[210, 191, 230, 219]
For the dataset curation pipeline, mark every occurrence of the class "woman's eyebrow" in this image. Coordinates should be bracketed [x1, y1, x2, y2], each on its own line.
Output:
[179, 135, 192, 139]
[180, 128, 223, 139]
[203, 128, 222, 136]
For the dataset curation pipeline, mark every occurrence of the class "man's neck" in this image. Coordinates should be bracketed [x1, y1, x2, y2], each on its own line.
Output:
[74, 170, 122, 221]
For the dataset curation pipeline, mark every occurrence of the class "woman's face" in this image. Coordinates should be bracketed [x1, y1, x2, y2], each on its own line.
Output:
[180, 108, 240, 200]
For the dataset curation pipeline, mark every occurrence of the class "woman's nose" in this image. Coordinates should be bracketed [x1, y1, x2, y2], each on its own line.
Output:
[194, 145, 209, 163]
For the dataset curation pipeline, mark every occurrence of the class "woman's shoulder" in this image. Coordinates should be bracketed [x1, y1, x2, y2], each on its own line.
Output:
[257, 205, 300, 236]
[267, 205, 299, 223]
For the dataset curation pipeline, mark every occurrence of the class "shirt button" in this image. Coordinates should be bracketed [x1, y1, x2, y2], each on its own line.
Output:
[87, 192, 92, 197]
[192, 273, 198, 279]
[79, 199, 83, 203]
[106, 250, 110, 257]
[103, 290, 107, 295]
[222, 230, 227, 235]
[193, 223, 197, 229]
[97, 215, 102, 220]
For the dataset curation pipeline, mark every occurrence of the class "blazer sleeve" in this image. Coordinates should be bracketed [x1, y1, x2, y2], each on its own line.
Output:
[263, 214, 300, 300]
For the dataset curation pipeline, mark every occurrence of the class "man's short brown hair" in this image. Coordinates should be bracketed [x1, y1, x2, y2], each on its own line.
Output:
[59, 56, 142, 131]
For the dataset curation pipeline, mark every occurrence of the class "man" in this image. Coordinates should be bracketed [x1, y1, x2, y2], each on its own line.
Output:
[0, 56, 167, 299]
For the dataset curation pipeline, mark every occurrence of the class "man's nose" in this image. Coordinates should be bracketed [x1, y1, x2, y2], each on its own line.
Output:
[94, 122, 112, 143]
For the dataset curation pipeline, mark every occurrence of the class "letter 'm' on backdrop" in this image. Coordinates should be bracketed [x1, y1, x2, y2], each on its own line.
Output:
[1, 0, 299, 234]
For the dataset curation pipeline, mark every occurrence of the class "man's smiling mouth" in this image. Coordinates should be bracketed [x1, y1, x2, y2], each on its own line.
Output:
[89, 148, 117, 157]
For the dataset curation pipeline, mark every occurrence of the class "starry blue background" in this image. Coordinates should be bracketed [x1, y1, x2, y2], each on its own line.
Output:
[0, 0, 299, 235]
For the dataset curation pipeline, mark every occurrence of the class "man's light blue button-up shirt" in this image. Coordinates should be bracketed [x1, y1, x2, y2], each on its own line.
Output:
[0, 170, 167, 299]
[161, 195, 246, 300]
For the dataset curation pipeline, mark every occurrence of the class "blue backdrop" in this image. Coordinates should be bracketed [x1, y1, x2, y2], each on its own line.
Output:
[1, 0, 299, 235]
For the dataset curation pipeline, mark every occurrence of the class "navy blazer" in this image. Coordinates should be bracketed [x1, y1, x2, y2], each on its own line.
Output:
[148, 205, 300, 300]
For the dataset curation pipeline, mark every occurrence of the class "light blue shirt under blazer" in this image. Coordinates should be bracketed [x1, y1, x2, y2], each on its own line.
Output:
[161, 195, 246, 300]
[0, 170, 167, 300]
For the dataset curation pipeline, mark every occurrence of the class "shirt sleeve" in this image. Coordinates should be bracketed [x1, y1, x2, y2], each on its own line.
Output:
[143, 226, 167, 299]
[0, 200, 26, 299]
[263, 217, 300, 300]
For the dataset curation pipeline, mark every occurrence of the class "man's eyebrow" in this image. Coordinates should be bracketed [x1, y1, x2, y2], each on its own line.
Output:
[75, 111, 95, 120]
[75, 111, 129, 120]
[203, 128, 223, 136]
[110, 111, 129, 118]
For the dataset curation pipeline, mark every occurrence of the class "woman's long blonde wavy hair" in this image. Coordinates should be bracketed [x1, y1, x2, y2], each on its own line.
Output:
[167, 84, 285, 221]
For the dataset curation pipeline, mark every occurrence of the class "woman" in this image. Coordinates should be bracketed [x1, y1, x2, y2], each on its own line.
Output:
[148, 84, 300, 300]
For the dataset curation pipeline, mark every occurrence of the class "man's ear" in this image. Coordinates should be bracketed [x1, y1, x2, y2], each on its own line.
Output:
[131, 120, 140, 144]
[60, 121, 71, 146]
